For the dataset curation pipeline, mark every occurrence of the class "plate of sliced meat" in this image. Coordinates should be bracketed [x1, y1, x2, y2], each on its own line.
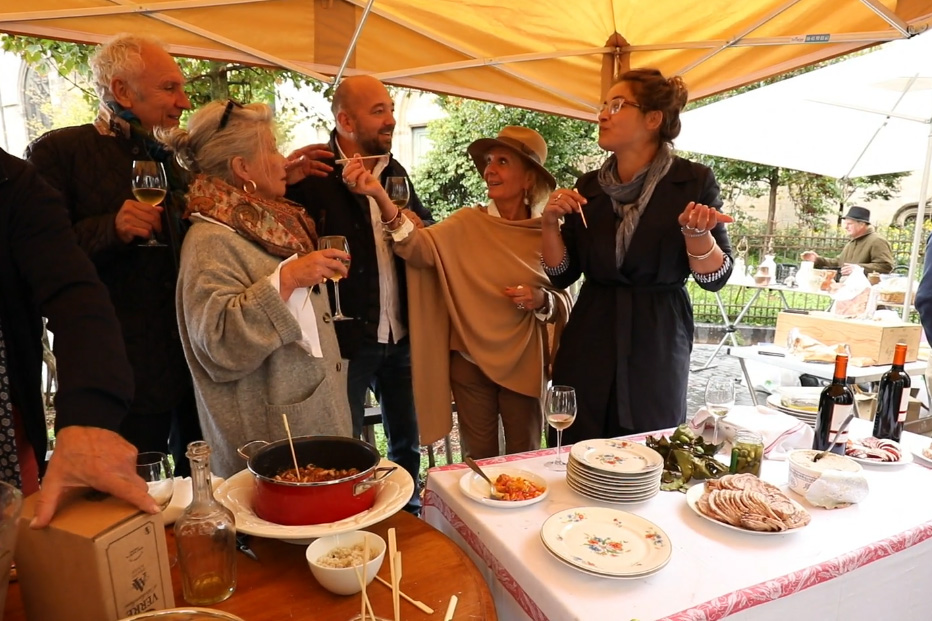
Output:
[844, 437, 912, 466]
[686, 473, 811, 535]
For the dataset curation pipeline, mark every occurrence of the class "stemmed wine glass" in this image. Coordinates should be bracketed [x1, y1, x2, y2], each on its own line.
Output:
[317, 235, 352, 321]
[704, 377, 736, 444]
[544, 385, 577, 471]
[384, 176, 410, 211]
[131, 160, 168, 247]
[136, 451, 175, 511]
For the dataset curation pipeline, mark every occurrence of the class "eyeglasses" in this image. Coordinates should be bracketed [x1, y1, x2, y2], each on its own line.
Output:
[218, 99, 244, 131]
[599, 97, 641, 116]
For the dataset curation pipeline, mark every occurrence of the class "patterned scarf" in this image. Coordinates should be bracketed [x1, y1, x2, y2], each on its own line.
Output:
[597, 143, 674, 269]
[185, 175, 318, 258]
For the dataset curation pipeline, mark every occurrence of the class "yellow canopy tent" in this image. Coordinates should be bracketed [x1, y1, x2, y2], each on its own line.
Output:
[2, 0, 932, 118]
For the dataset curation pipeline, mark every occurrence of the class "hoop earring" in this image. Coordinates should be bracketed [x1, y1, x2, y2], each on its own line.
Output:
[242, 179, 257, 194]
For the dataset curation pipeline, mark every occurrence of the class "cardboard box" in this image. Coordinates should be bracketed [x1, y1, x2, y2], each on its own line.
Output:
[853, 391, 921, 422]
[15, 490, 174, 621]
[774, 311, 921, 366]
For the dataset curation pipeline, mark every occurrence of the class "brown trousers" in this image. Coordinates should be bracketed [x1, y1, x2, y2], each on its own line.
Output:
[450, 352, 543, 459]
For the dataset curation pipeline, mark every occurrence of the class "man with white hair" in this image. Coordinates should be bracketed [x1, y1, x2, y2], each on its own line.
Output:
[26, 33, 201, 475]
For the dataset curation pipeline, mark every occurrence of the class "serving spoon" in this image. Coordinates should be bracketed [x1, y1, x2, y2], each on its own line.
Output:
[812, 413, 855, 462]
[463, 456, 505, 500]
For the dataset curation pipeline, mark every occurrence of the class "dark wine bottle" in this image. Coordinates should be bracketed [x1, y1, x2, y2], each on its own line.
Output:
[813, 354, 854, 455]
[872, 343, 910, 442]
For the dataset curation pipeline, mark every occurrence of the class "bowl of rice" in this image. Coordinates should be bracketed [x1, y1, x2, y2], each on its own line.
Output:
[305, 531, 386, 595]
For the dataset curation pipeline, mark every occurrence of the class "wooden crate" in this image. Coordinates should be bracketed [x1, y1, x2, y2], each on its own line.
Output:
[773, 310, 921, 366]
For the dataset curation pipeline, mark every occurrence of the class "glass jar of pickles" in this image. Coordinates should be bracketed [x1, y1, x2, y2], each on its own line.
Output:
[730, 430, 764, 477]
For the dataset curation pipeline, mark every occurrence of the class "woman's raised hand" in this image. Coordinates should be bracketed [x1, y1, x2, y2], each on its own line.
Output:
[543, 189, 587, 227]
[678, 201, 734, 231]
[342, 155, 386, 198]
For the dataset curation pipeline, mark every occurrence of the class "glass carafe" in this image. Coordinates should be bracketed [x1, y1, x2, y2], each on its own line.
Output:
[174, 441, 237, 605]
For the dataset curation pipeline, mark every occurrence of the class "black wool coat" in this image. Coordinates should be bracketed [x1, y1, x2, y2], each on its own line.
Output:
[548, 157, 733, 443]
[0, 150, 133, 472]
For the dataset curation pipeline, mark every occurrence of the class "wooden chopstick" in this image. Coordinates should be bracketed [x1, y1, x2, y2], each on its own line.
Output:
[353, 563, 375, 621]
[334, 154, 385, 164]
[388, 528, 399, 621]
[373, 576, 435, 614]
[393, 551, 403, 621]
[444, 594, 458, 621]
[281, 414, 300, 475]
[578, 207, 588, 229]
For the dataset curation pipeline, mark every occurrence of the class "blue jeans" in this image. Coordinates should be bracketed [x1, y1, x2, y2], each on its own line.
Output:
[347, 339, 422, 514]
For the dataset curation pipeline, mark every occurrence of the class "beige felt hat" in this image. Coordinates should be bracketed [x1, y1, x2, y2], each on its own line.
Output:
[467, 125, 557, 191]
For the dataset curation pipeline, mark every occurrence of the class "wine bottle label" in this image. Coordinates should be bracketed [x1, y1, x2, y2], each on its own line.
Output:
[830, 404, 854, 445]
[897, 391, 910, 423]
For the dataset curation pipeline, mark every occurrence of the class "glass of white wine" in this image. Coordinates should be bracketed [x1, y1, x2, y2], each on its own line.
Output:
[136, 451, 175, 511]
[384, 176, 410, 211]
[704, 377, 736, 444]
[131, 160, 168, 247]
[317, 235, 352, 321]
[544, 385, 577, 471]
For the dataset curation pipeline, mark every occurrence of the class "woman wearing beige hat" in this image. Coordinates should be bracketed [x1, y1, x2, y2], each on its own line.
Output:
[343, 126, 572, 458]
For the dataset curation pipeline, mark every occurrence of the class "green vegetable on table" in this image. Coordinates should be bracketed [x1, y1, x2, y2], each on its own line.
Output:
[645, 424, 730, 492]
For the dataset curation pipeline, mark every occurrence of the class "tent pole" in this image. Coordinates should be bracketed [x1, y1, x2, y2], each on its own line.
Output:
[902, 121, 932, 321]
[334, 0, 377, 86]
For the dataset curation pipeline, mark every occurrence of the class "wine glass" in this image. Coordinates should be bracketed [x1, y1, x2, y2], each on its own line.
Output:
[384, 176, 410, 211]
[704, 377, 736, 444]
[317, 235, 352, 321]
[131, 160, 168, 247]
[136, 451, 175, 510]
[544, 385, 577, 471]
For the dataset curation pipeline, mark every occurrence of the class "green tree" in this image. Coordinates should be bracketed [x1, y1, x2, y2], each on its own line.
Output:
[1, 34, 329, 133]
[413, 97, 603, 219]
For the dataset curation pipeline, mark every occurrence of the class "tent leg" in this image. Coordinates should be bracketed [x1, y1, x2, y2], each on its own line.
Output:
[903, 121, 932, 321]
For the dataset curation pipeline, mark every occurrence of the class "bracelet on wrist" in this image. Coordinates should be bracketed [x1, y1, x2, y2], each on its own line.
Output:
[380, 207, 401, 226]
[681, 225, 709, 238]
[686, 240, 717, 261]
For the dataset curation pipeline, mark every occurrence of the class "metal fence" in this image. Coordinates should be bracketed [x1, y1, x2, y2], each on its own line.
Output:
[689, 226, 922, 327]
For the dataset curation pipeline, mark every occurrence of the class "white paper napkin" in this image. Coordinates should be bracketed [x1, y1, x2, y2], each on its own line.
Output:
[688, 404, 814, 461]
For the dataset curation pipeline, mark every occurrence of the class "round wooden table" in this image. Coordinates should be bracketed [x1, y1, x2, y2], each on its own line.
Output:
[4, 510, 497, 620]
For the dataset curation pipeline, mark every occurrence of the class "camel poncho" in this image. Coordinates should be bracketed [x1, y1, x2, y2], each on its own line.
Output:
[396, 206, 572, 444]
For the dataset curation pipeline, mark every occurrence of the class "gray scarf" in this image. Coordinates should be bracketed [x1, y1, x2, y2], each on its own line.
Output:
[597, 144, 674, 268]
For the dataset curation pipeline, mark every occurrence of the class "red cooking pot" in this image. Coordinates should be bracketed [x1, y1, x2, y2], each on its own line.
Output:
[237, 436, 396, 526]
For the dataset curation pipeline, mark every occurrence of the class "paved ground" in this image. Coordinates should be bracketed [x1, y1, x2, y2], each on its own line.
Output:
[686, 343, 762, 415]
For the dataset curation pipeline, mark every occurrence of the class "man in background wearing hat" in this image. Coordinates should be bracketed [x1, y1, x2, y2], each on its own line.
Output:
[802, 206, 895, 275]
[287, 75, 433, 515]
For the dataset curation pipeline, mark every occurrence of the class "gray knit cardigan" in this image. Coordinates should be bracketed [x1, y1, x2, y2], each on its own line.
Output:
[176, 220, 352, 477]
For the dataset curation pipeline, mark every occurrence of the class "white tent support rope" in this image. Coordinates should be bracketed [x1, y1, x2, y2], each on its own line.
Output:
[334, 0, 377, 86]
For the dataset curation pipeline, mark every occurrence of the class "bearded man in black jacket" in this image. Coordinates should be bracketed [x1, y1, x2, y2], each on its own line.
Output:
[288, 76, 434, 514]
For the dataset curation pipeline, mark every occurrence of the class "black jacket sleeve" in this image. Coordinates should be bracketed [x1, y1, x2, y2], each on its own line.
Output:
[6, 154, 134, 431]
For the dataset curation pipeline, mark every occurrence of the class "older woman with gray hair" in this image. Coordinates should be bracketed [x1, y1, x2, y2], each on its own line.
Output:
[160, 100, 352, 477]
[343, 126, 572, 459]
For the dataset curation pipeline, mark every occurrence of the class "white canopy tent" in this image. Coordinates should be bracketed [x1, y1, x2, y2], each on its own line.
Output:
[676, 31, 932, 319]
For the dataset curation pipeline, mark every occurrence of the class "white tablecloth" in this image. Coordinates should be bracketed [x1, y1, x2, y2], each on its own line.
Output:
[423, 419, 932, 620]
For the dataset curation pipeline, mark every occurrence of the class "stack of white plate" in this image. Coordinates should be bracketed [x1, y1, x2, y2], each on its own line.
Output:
[540, 507, 672, 579]
[566, 438, 664, 503]
[765, 394, 818, 427]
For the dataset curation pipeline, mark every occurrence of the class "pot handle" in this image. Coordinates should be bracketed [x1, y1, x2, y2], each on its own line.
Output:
[237, 440, 270, 461]
[353, 466, 397, 497]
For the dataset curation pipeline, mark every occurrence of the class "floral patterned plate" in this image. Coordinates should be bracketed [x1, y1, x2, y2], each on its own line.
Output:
[539, 507, 672, 577]
[570, 439, 664, 475]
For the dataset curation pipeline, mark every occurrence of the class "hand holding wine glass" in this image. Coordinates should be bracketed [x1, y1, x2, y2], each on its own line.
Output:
[131, 160, 168, 247]
[136, 451, 175, 511]
[545, 385, 577, 471]
[317, 235, 352, 321]
[384, 176, 410, 212]
[704, 377, 736, 445]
